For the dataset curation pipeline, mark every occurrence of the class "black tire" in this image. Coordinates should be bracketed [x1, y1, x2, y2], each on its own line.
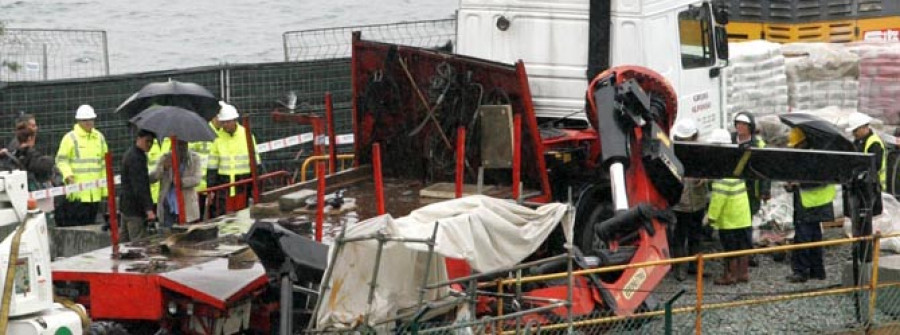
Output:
[574, 186, 615, 255]
[88, 321, 129, 335]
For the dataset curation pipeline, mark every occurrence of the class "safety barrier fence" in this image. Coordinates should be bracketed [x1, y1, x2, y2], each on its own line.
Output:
[0, 28, 109, 81]
[311, 231, 900, 334]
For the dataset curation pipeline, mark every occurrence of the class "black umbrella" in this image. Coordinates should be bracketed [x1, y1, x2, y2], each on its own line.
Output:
[116, 80, 219, 120]
[130, 106, 217, 142]
[779, 113, 855, 152]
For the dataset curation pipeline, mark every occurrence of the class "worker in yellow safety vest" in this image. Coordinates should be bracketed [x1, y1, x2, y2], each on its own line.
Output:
[705, 129, 753, 286]
[55, 105, 108, 226]
[847, 112, 886, 217]
[785, 127, 836, 283]
[207, 102, 259, 215]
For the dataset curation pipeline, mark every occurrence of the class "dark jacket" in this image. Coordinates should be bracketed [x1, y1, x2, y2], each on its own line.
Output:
[13, 146, 55, 191]
[854, 131, 884, 215]
[731, 112, 771, 216]
[791, 183, 835, 223]
[120, 144, 154, 218]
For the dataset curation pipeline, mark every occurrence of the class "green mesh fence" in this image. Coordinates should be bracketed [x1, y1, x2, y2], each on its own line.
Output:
[0, 60, 352, 177]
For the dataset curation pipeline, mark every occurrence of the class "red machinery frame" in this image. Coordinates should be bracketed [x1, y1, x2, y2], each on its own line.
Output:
[350, 32, 552, 203]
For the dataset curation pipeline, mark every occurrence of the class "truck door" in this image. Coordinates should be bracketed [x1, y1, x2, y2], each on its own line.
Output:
[676, 2, 724, 135]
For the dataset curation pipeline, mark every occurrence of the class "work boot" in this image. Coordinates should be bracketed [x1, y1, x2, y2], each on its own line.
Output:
[785, 273, 808, 283]
[674, 265, 687, 282]
[736, 256, 750, 283]
[714, 259, 736, 285]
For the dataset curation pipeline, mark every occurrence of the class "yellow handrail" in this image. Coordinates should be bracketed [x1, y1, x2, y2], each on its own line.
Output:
[487, 231, 900, 287]
[299, 154, 355, 182]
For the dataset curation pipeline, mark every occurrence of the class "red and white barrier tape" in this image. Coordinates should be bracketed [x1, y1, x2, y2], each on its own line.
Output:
[30, 132, 355, 200]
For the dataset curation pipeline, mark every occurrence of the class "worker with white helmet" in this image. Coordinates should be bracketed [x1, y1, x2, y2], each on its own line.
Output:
[55, 104, 108, 226]
[669, 118, 708, 281]
[207, 101, 259, 216]
[705, 128, 752, 285]
[847, 112, 886, 193]
[730, 111, 770, 268]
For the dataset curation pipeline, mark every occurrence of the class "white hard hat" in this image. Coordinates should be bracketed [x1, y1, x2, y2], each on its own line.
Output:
[671, 118, 699, 139]
[707, 129, 732, 144]
[845, 112, 872, 133]
[217, 101, 239, 121]
[734, 113, 751, 125]
[75, 104, 96, 120]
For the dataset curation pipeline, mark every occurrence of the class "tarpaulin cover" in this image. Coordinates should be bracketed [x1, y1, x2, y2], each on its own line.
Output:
[315, 195, 570, 330]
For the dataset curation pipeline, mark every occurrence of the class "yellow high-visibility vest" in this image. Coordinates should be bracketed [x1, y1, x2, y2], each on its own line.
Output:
[708, 178, 751, 230]
[208, 124, 259, 195]
[864, 134, 887, 190]
[55, 124, 108, 202]
[800, 184, 836, 209]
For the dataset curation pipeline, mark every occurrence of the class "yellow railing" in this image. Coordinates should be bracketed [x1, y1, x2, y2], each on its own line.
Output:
[299, 154, 355, 182]
[488, 231, 900, 334]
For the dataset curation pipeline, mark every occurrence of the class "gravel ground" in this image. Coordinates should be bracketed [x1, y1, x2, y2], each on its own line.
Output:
[611, 228, 900, 334]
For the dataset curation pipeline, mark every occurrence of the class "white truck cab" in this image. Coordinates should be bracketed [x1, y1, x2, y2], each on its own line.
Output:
[456, 0, 730, 134]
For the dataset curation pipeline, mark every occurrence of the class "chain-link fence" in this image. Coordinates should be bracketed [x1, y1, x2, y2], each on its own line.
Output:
[0, 61, 351, 177]
[0, 28, 109, 81]
[283, 19, 457, 61]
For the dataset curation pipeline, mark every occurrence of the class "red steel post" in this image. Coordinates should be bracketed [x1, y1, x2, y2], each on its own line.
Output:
[326, 92, 337, 175]
[104, 152, 120, 257]
[456, 126, 466, 198]
[373, 143, 385, 215]
[243, 117, 260, 204]
[315, 161, 326, 242]
[170, 136, 186, 225]
[512, 114, 522, 200]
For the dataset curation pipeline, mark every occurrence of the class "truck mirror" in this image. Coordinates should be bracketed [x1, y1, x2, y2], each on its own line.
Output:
[715, 26, 729, 60]
[709, 67, 721, 78]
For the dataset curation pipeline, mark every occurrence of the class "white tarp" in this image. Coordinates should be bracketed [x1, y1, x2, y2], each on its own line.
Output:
[315, 195, 571, 330]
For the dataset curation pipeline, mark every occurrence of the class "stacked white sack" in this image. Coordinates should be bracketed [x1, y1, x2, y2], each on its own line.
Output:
[847, 42, 900, 125]
[782, 43, 859, 112]
[725, 40, 790, 121]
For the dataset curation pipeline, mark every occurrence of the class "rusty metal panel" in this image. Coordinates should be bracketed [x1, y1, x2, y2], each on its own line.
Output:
[479, 105, 515, 169]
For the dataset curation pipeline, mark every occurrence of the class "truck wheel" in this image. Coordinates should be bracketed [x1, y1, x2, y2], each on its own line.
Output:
[88, 321, 129, 335]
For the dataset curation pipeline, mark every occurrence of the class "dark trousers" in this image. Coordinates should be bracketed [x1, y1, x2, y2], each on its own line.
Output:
[792, 221, 825, 277]
[56, 200, 100, 227]
[673, 210, 705, 270]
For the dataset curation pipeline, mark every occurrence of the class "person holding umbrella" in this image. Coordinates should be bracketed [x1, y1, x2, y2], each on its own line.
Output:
[785, 127, 836, 283]
[207, 102, 259, 216]
[119, 129, 158, 241]
[129, 105, 217, 230]
[55, 105, 108, 227]
[150, 140, 203, 233]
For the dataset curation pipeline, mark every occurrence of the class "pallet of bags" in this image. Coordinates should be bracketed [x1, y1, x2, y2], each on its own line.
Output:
[847, 42, 900, 125]
[782, 43, 859, 112]
[724, 40, 790, 121]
